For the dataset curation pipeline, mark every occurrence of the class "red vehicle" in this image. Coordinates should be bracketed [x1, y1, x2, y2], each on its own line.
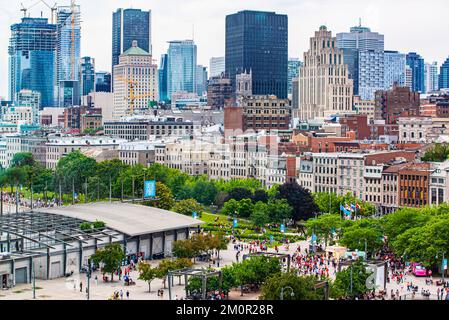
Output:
[411, 263, 427, 277]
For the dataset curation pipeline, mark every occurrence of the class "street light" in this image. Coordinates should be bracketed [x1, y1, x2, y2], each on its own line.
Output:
[280, 286, 295, 300]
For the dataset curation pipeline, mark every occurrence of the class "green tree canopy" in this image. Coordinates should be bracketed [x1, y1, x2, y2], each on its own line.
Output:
[260, 272, 326, 300]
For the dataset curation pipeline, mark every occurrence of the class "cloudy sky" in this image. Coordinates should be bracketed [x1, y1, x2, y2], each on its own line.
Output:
[1, 0, 449, 98]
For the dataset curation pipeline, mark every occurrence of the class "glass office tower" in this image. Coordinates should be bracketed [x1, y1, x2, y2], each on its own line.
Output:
[384, 50, 406, 89]
[112, 8, 152, 68]
[158, 54, 169, 103]
[288, 58, 301, 95]
[406, 52, 425, 93]
[439, 58, 449, 90]
[166, 40, 197, 101]
[95, 72, 111, 92]
[337, 25, 384, 100]
[56, 5, 81, 107]
[225, 10, 288, 99]
[8, 17, 57, 108]
[80, 56, 95, 96]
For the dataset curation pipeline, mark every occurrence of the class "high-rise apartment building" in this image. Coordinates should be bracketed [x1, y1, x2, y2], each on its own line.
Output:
[424, 62, 439, 93]
[112, 8, 152, 68]
[8, 17, 57, 108]
[336, 25, 384, 100]
[225, 10, 288, 99]
[167, 40, 197, 102]
[95, 72, 111, 92]
[56, 4, 81, 107]
[207, 75, 233, 109]
[288, 58, 301, 96]
[384, 50, 406, 89]
[298, 26, 353, 120]
[80, 56, 95, 97]
[113, 41, 158, 119]
[406, 52, 425, 93]
[209, 57, 225, 78]
[439, 57, 449, 90]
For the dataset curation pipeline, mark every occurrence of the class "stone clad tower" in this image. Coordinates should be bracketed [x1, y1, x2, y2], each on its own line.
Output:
[298, 26, 353, 120]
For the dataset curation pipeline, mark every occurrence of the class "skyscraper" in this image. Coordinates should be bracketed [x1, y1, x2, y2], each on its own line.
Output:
[167, 40, 197, 101]
[384, 50, 406, 89]
[225, 10, 288, 99]
[158, 54, 169, 103]
[15, 89, 40, 125]
[95, 72, 111, 92]
[424, 62, 439, 93]
[113, 40, 158, 119]
[336, 25, 384, 100]
[80, 56, 95, 97]
[298, 26, 353, 120]
[56, 4, 81, 107]
[439, 57, 449, 90]
[406, 52, 425, 93]
[196, 65, 208, 97]
[209, 57, 225, 78]
[8, 17, 57, 108]
[288, 58, 301, 96]
[112, 8, 152, 68]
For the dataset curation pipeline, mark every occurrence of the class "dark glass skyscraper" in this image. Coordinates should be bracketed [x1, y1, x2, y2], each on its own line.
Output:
[8, 17, 57, 108]
[112, 8, 152, 68]
[225, 10, 288, 99]
[439, 57, 449, 89]
[95, 72, 111, 92]
[80, 56, 95, 96]
[158, 54, 168, 102]
[406, 52, 425, 93]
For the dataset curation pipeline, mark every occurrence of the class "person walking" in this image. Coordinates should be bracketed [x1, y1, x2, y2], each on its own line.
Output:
[120, 290, 123, 300]
[95, 275, 98, 286]
[126, 291, 130, 299]
[79, 281, 83, 292]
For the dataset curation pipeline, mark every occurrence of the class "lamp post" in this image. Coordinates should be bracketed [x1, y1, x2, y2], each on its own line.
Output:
[32, 258, 36, 299]
[86, 259, 91, 300]
[280, 286, 295, 300]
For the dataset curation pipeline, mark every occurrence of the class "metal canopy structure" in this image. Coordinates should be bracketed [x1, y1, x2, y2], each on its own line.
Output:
[243, 252, 292, 272]
[167, 268, 222, 300]
[0, 211, 120, 253]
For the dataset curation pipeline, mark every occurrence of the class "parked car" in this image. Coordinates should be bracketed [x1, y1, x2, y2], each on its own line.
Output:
[412, 263, 427, 277]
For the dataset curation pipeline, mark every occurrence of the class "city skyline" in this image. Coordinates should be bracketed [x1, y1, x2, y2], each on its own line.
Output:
[1, 0, 449, 98]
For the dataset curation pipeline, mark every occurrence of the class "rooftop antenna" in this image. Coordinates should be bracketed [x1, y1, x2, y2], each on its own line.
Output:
[192, 24, 195, 41]
[359, 17, 362, 27]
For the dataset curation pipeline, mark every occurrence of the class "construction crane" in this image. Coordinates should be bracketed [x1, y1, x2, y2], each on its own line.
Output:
[20, 1, 57, 23]
[114, 76, 155, 116]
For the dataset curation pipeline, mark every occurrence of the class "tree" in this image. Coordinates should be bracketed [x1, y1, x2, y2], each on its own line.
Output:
[90, 243, 125, 282]
[3, 167, 27, 192]
[11, 152, 35, 168]
[252, 189, 268, 203]
[137, 262, 159, 292]
[381, 207, 429, 243]
[260, 273, 324, 300]
[171, 199, 204, 216]
[421, 143, 449, 162]
[146, 182, 174, 210]
[225, 187, 253, 202]
[339, 219, 384, 255]
[172, 239, 196, 259]
[277, 182, 319, 223]
[332, 260, 372, 299]
[221, 199, 239, 216]
[305, 214, 342, 247]
[268, 199, 293, 223]
[55, 151, 98, 193]
[190, 178, 218, 205]
[237, 198, 253, 218]
[251, 202, 269, 227]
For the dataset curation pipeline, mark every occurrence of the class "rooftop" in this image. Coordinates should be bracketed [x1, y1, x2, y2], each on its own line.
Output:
[37, 202, 204, 237]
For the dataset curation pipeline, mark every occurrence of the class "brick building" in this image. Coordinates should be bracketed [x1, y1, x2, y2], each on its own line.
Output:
[398, 162, 431, 208]
[374, 84, 420, 125]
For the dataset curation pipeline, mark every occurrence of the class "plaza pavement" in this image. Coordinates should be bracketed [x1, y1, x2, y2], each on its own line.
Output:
[0, 240, 444, 300]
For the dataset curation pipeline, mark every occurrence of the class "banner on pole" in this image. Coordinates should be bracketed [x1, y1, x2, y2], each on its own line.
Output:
[144, 180, 156, 199]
